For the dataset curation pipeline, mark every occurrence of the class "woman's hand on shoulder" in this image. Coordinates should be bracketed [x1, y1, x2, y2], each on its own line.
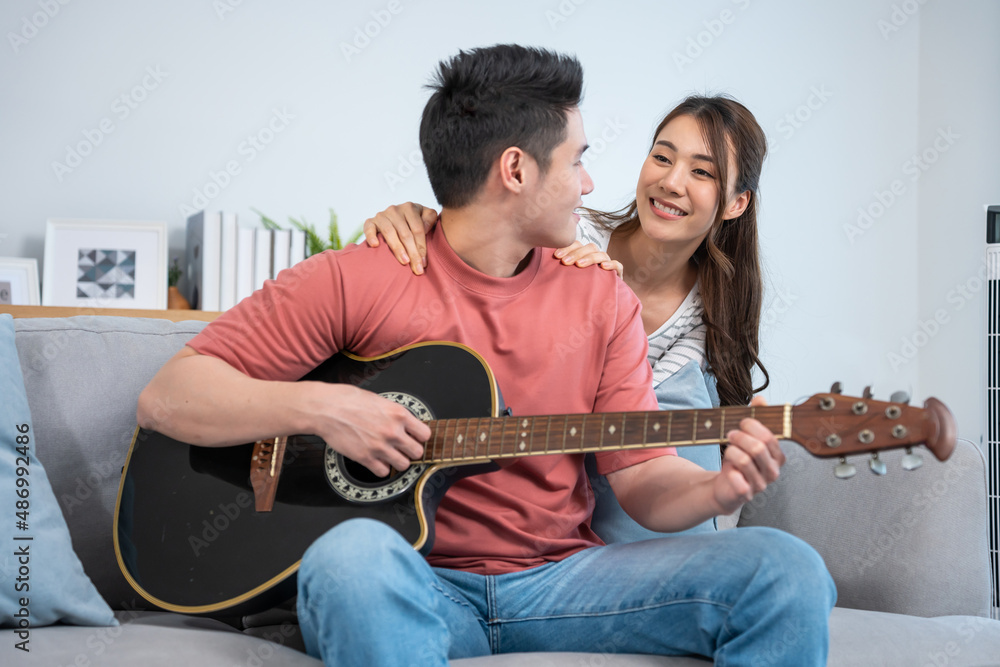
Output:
[363, 202, 439, 275]
[553, 241, 623, 278]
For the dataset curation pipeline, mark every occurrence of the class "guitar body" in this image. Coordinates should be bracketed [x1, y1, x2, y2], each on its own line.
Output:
[114, 342, 501, 615]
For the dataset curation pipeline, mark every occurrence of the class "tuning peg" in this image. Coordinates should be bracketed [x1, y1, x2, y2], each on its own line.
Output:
[901, 447, 923, 471]
[834, 456, 856, 479]
[862, 385, 874, 399]
[890, 390, 911, 405]
[869, 452, 887, 475]
[830, 382, 843, 395]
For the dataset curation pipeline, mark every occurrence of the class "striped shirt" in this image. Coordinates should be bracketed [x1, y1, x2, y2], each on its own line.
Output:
[577, 219, 708, 387]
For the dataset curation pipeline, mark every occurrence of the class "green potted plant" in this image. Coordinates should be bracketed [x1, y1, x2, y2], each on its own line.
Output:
[167, 257, 190, 309]
[253, 208, 362, 255]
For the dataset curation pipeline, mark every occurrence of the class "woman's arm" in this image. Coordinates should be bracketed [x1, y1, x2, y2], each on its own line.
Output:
[363, 203, 622, 276]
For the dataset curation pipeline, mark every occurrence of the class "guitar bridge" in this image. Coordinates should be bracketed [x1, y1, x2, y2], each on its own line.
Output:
[250, 436, 287, 512]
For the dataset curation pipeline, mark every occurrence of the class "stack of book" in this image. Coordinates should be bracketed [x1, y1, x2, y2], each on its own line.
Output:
[183, 211, 308, 311]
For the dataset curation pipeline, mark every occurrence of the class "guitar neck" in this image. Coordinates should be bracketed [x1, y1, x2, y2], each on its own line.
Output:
[419, 405, 791, 464]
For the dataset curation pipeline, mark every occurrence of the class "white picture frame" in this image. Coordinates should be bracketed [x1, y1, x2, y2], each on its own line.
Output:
[0, 257, 41, 306]
[42, 218, 168, 309]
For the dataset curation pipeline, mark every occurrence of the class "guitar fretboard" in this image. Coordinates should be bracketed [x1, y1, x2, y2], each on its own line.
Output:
[419, 406, 790, 464]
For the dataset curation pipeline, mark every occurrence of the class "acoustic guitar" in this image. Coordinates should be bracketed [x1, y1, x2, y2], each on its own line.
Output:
[113, 341, 956, 616]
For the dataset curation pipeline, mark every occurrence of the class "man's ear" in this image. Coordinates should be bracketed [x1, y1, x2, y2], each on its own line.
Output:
[723, 190, 751, 221]
[498, 147, 532, 194]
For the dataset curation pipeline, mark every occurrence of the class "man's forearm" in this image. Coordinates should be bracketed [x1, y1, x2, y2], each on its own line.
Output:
[137, 346, 432, 477]
[136, 346, 310, 447]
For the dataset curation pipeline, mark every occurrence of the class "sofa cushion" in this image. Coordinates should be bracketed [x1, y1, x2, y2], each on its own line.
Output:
[738, 438, 993, 618]
[827, 606, 1000, 666]
[0, 314, 116, 629]
[0, 610, 323, 666]
[13, 315, 208, 610]
[446, 608, 1000, 666]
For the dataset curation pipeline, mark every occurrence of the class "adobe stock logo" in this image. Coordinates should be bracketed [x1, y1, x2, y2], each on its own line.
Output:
[545, 0, 587, 30]
[384, 141, 423, 192]
[340, 0, 404, 63]
[877, 0, 929, 40]
[177, 108, 295, 217]
[672, 0, 752, 73]
[769, 86, 833, 155]
[843, 127, 959, 245]
[886, 258, 987, 372]
[51, 66, 169, 183]
[213, 0, 246, 20]
[7, 0, 71, 55]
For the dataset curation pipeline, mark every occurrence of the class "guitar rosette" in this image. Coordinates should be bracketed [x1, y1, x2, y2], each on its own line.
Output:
[322, 391, 431, 503]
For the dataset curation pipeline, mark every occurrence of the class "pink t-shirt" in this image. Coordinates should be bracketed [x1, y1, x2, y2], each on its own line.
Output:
[189, 225, 671, 574]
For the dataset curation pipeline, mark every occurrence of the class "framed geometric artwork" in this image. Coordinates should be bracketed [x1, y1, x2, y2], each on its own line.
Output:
[0, 257, 41, 306]
[42, 219, 168, 309]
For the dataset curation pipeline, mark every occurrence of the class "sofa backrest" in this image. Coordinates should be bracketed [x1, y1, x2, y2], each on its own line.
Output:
[738, 437, 993, 618]
[14, 315, 208, 610]
[16, 314, 994, 621]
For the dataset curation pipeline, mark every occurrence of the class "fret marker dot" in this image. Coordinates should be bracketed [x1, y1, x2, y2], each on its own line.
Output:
[519, 441, 526, 451]
[653, 423, 661, 432]
[704, 420, 712, 430]
[570, 427, 577, 437]
[480, 433, 487, 442]
[608, 425, 616, 435]
[522, 419, 528, 428]
[456, 434, 463, 444]
[521, 431, 527, 438]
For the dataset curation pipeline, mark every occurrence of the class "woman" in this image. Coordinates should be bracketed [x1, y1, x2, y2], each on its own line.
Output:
[364, 95, 770, 539]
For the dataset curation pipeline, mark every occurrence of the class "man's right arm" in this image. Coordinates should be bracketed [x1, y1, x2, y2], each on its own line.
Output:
[136, 346, 430, 477]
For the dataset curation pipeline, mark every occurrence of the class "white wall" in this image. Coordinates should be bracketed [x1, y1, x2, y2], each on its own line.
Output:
[1, 0, 996, 446]
[916, 0, 1000, 451]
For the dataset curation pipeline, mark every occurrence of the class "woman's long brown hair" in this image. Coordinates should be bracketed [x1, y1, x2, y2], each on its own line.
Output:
[588, 95, 769, 406]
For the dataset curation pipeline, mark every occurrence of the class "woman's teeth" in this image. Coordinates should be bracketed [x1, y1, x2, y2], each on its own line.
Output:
[652, 200, 686, 216]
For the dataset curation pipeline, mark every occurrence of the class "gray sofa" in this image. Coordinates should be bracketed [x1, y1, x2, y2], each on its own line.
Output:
[3, 313, 1000, 666]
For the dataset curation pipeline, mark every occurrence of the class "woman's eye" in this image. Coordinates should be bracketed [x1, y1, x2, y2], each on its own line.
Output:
[694, 168, 715, 178]
[653, 154, 670, 164]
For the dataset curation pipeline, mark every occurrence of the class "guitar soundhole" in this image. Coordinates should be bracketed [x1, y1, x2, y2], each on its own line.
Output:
[322, 390, 433, 503]
[324, 450, 427, 503]
[341, 457, 402, 485]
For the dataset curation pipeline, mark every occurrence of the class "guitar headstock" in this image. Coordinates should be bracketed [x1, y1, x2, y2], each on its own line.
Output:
[789, 391, 956, 478]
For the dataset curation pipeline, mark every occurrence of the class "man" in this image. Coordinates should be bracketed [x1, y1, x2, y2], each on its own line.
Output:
[138, 44, 834, 666]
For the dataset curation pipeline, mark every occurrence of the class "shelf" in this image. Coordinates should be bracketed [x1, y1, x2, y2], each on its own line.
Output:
[0, 305, 223, 322]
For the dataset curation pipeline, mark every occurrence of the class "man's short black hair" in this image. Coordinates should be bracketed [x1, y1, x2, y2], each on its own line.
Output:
[419, 44, 584, 209]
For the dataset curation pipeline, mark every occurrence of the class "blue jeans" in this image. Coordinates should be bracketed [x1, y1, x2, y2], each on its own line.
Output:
[297, 519, 836, 666]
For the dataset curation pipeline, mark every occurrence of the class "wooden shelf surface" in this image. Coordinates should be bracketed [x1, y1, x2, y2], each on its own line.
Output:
[0, 305, 222, 322]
